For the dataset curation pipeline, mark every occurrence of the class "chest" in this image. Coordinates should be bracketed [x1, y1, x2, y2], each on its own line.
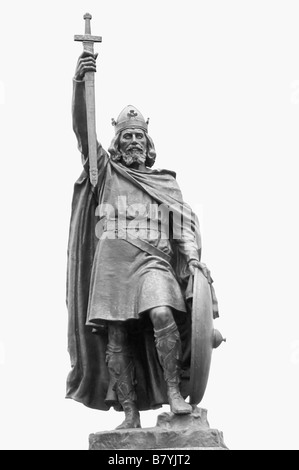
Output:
[98, 173, 169, 225]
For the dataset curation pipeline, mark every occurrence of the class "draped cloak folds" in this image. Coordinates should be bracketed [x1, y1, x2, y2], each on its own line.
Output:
[66, 144, 218, 411]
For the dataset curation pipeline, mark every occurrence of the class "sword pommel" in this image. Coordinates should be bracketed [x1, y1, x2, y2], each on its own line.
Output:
[83, 13, 92, 34]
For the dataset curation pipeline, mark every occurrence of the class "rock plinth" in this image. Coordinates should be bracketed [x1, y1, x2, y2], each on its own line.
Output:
[89, 407, 227, 450]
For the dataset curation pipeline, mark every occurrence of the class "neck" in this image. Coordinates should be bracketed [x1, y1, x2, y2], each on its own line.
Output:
[121, 158, 148, 171]
[133, 162, 146, 171]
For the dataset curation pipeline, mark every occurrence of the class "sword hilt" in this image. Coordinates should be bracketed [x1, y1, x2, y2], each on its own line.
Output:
[84, 12, 92, 34]
[74, 13, 102, 46]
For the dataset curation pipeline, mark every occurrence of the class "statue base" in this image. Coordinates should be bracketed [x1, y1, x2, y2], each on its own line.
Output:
[89, 407, 227, 450]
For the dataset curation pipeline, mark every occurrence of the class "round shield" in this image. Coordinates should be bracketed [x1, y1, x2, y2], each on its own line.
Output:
[189, 268, 214, 405]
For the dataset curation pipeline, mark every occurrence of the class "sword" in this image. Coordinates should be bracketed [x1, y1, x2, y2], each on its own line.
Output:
[74, 13, 102, 188]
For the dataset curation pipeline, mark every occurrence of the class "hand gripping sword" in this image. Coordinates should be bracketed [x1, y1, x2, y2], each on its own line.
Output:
[74, 13, 102, 187]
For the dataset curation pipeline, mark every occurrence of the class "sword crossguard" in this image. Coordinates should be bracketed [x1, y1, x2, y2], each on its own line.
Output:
[74, 12, 102, 47]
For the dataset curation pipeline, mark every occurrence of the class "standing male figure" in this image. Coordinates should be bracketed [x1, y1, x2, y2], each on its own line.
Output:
[66, 51, 209, 429]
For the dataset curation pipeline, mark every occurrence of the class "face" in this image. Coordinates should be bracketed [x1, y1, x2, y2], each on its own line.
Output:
[119, 128, 147, 154]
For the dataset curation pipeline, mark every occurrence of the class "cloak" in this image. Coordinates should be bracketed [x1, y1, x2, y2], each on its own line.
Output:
[66, 152, 217, 411]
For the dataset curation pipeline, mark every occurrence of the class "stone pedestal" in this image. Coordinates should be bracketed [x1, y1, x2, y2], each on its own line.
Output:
[89, 407, 227, 450]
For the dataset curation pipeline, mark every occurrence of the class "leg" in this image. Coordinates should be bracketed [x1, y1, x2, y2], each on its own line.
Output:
[149, 306, 192, 415]
[106, 321, 141, 429]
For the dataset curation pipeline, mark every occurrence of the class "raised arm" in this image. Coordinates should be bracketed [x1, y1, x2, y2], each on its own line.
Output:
[72, 51, 109, 178]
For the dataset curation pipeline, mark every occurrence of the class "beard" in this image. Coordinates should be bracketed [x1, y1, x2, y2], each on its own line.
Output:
[120, 148, 147, 167]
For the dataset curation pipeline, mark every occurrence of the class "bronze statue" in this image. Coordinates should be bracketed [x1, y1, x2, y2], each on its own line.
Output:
[67, 15, 221, 431]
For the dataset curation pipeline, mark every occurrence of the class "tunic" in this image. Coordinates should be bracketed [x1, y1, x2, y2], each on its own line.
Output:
[86, 168, 188, 325]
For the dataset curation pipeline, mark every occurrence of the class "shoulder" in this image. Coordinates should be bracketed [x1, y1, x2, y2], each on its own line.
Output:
[148, 168, 177, 179]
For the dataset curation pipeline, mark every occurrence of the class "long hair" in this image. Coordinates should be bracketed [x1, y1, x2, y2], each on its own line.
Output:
[108, 132, 156, 168]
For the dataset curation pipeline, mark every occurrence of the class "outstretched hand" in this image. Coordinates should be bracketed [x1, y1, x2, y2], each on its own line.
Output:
[74, 51, 98, 81]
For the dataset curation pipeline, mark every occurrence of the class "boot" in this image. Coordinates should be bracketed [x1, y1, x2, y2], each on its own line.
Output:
[116, 400, 141, 430]
[106, 345, 141, 429]
[154, 321, 192, 415]
[115, 361, 141, 429]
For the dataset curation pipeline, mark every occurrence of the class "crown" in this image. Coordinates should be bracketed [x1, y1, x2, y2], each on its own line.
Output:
[111, 105, 149, 134]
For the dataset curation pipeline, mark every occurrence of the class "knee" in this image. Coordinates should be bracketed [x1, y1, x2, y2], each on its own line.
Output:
[149, 306, 174, 330]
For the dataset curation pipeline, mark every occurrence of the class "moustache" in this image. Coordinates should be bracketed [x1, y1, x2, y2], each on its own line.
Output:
[127, 144, 143, 151]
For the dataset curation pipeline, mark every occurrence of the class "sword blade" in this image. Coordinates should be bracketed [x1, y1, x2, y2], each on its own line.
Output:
[85, 71, 98, 188]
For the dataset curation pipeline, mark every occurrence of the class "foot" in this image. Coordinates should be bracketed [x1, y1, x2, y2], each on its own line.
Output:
[167, 386, 192, 415]
[116, 402, 141, 430]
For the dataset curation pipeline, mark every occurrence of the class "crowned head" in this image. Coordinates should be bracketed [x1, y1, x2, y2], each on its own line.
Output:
[109, 105, 156, 168]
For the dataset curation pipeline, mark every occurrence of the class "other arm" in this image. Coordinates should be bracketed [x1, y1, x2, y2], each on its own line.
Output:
[172, 202, 209, 277]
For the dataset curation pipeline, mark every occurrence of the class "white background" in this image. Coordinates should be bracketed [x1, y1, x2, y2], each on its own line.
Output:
[0, 0, 299, 450]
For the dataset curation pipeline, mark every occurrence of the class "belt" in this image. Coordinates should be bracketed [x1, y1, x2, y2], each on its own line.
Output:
[102, 227, 172, 264]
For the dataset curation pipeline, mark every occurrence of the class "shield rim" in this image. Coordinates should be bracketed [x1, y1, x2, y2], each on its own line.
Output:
[189, 268, 214, 405]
